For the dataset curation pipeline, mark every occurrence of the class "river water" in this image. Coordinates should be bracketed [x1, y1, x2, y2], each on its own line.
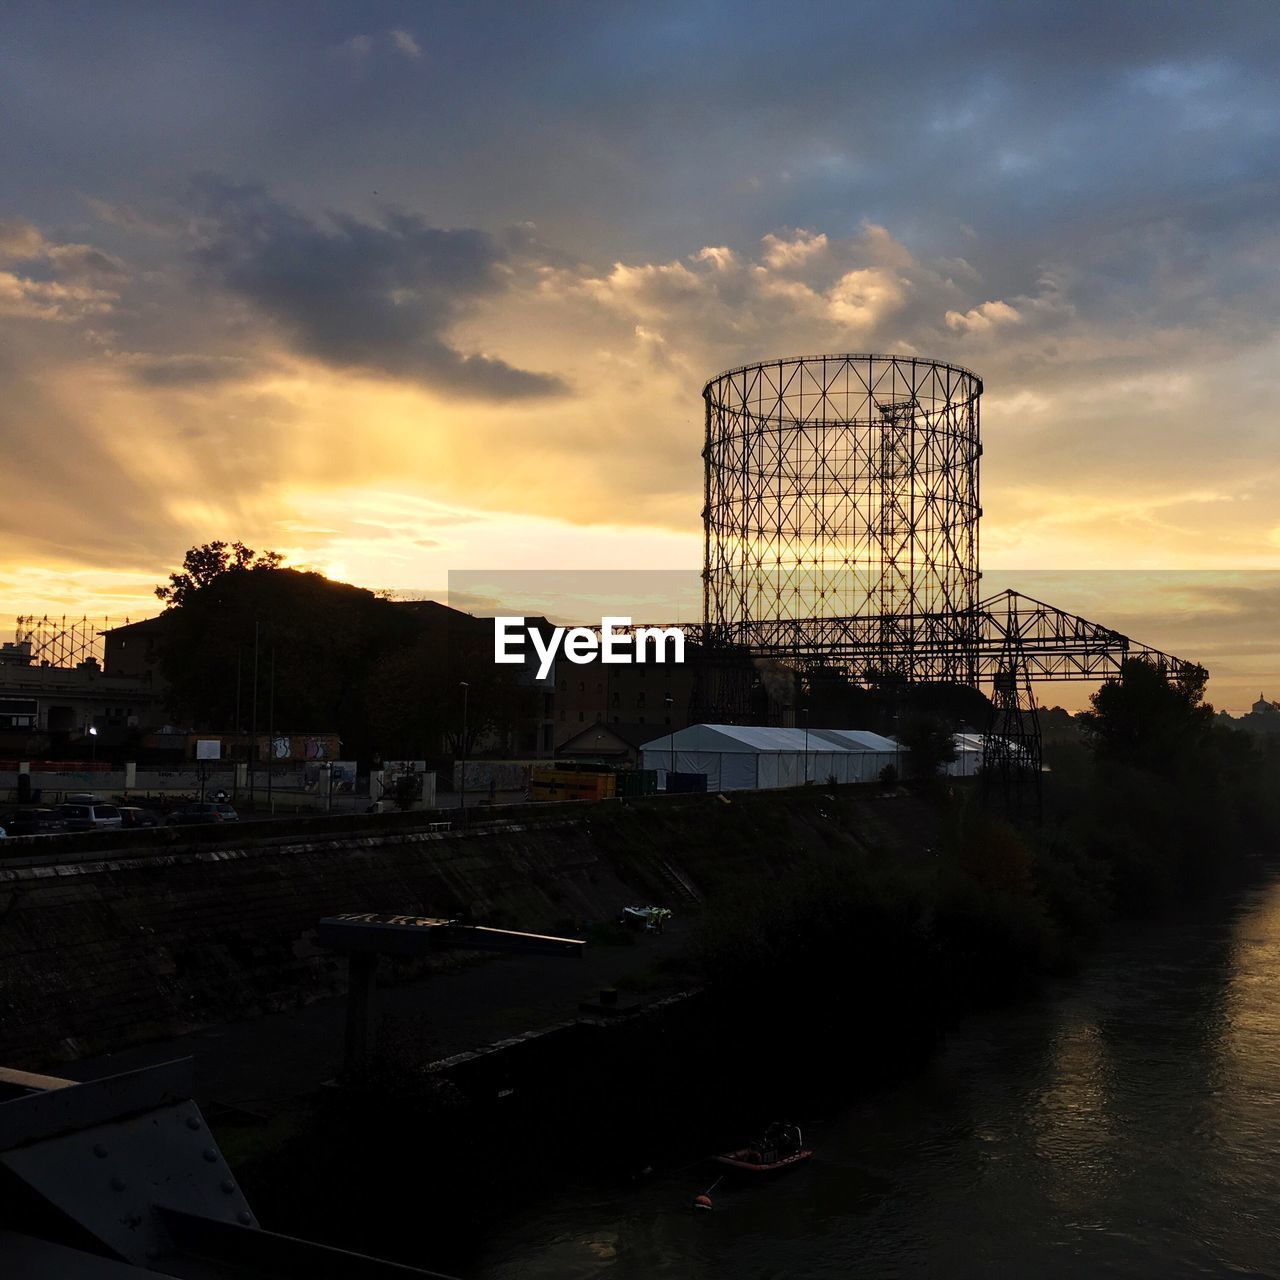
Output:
[472, 866, 1280, 1278]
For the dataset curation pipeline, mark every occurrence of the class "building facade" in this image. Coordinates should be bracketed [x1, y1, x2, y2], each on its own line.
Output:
[0, 641, 164, 756]
[551, 645, 697, 748]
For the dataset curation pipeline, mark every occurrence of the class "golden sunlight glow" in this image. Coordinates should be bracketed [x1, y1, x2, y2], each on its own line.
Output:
[4, 212, 1280, 718]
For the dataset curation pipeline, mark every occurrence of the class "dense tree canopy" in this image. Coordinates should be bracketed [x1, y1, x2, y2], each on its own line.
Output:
[1078, 658, 1213, 777]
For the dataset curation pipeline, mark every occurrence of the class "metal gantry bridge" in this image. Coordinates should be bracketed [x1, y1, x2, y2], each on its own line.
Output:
[710, 589, 1191, 686]
[704, 588, 1200, 805]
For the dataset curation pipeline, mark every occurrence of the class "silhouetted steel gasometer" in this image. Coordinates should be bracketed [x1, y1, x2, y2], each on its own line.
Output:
[699, 353, 1202, 802]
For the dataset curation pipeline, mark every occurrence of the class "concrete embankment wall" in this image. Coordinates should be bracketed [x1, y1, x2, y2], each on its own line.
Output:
[0, 790, 933, 1067]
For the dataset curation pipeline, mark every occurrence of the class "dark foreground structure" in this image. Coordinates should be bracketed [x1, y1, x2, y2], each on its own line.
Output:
[699, 354, 1199, 787]
[0, 1058, 453, 1278]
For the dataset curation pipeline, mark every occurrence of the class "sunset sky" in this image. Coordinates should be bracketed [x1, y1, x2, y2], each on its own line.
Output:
[3, 2, 1280, 710]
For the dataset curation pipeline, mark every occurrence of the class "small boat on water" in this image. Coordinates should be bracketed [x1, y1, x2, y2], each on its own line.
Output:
[715, 1122, 812, 1174]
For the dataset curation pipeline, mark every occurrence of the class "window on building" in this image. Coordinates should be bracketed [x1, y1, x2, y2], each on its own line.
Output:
[578, 711, 584, 722]
[0, 698, 37, 730]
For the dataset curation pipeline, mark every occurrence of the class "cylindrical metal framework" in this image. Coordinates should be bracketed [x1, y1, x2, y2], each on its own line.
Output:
[702, 353, 982, 675]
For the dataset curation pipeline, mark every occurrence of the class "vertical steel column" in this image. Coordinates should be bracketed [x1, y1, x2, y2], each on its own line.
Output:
[343, 952, 377, 1075]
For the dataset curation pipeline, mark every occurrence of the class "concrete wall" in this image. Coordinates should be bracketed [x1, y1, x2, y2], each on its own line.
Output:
[0, 786, 936, 1069]
[0, 766, 371, 809]
[0, 820, 645, 1067]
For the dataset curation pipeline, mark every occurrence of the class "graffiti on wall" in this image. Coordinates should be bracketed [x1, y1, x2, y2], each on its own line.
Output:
[272, 735, 337, 762]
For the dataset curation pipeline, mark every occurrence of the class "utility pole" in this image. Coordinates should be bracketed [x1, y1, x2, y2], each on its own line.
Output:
[233, 647, 243, 801]
[249, 622, 259, 807]
[665, 692, 675, 791]
[266, 645, 275, 813]
[459, 681, 469, 826]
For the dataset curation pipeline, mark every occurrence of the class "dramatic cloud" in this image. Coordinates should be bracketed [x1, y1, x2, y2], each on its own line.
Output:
[946, 299, 1022, 333]
[0, 219, 46, 258]
[535, 222, 1028, 371]
[0, 219, 127, 322]
[187, 178, 565, 399]
[2, 2, 1280, 709]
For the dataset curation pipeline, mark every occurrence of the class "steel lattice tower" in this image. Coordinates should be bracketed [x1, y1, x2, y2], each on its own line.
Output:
[702, 354, 982, 681]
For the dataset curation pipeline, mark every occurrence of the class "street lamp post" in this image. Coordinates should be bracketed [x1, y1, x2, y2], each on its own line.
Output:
[88, 725, 98, 765]
[802, 705, 810, 784]
[665, 693, 675, 793]
[459, 681, 469, 826]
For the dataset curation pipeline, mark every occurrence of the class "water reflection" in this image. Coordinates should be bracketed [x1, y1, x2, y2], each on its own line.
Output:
[473, 871, 1280, 1279]
[1034, 1019, 1117, 1216]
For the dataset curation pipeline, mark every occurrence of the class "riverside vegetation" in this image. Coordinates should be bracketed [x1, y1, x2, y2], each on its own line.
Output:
[227, 659, 1280, 1273]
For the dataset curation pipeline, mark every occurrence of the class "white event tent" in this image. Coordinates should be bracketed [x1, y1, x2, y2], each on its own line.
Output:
[948, 732, 985, 777]
[639, 724, 903, 792]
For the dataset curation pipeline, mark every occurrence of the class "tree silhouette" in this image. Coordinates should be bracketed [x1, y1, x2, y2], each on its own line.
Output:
[156, 541, 284, 606]
[1078, 658, 1212, 777]
[897, 712, 958, 781]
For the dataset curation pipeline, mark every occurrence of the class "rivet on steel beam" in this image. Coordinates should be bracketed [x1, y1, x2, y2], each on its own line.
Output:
[186, 1115, 201, 1130]
[202, 1148, 218, 1162]
[93, 1143, 108, 1158]
[237, 1211, 253, 1225]
[110, 1176, 126, 1191]
[220, 1179, 235, 1194]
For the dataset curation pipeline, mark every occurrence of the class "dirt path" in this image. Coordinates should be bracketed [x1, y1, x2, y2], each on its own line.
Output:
[58, 924, 688, 1112]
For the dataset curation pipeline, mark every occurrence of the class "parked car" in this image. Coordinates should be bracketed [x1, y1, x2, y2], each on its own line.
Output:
[118, 806, 161, 829]
[55, 802, 124, 832]
[166, 802, 239, 826]
[3, 807, 69, 837]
